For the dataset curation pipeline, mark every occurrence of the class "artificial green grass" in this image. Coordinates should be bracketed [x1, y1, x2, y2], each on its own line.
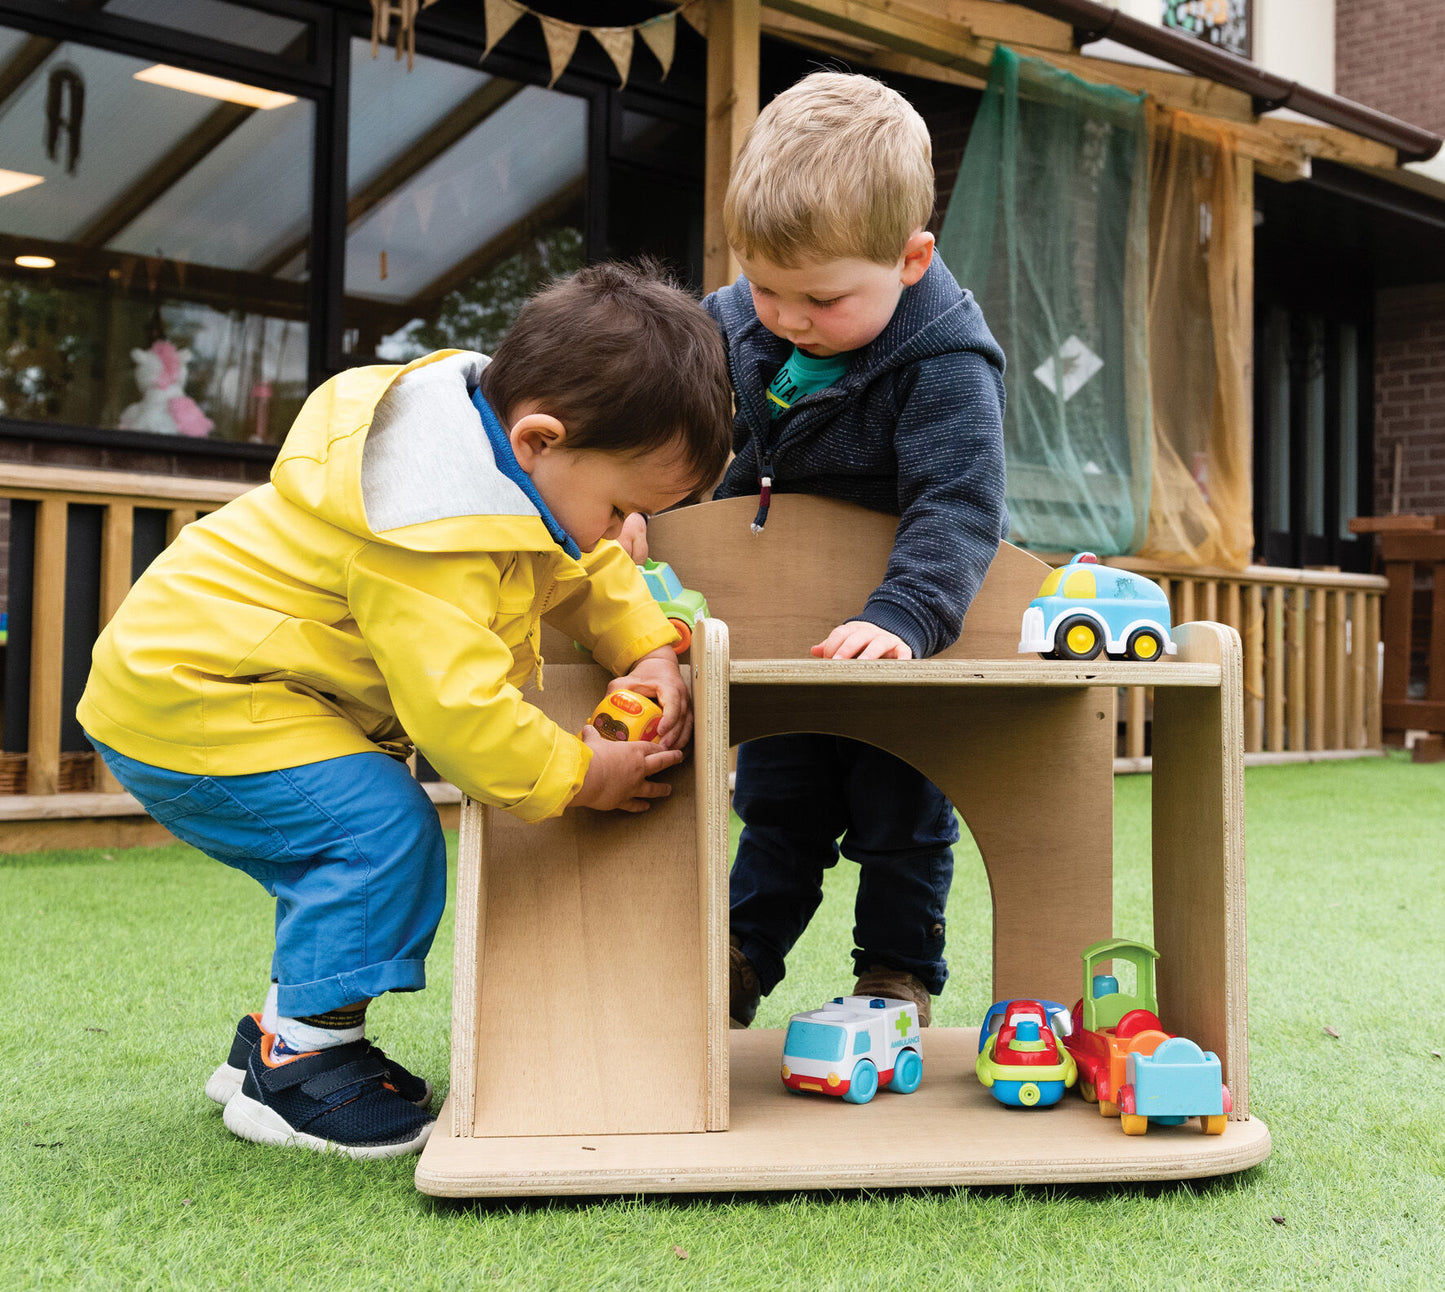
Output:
[4, 753, 1443, 1290]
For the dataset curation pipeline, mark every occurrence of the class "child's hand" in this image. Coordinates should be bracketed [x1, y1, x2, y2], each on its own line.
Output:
[573, 725, 683, 812]
[812, 620, 914, 661]
[611, 646, 693, 749]
[617, 512, 650, 562]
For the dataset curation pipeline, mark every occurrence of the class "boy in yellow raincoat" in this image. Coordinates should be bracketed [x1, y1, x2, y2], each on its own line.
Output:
[78, 262, 731, 1159]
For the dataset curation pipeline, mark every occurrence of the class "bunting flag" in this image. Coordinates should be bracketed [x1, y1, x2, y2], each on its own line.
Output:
[482, 0, 525, 58]
[537, 13, 583, 86]
[591, 26, 635, 88]
[372, 1, 698, 85]
[638, 12, 677, 80]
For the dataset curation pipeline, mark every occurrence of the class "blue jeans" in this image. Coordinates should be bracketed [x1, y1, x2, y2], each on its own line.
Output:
[730, 734, 958, 997]
[89, 739, 447, 1017]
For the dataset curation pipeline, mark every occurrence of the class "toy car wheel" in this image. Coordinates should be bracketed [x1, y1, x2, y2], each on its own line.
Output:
[889, 1049, 922, 1094]
[1202, 1114, 1227, 1135]
[842, 1059, 879, 1105]
[1053, 615, 1104, 661]
[668, 618, 692, 655]
[1121, 1113, 1148, 1136]
[1079, 1080, 1097, 1104]
[1126, 626, 1165, 662]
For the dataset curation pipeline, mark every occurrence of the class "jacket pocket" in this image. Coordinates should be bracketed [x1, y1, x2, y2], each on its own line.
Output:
[250, 679, 332, 723]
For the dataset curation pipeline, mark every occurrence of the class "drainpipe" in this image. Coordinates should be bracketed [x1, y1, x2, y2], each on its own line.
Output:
[1014, 0, 1442, 162]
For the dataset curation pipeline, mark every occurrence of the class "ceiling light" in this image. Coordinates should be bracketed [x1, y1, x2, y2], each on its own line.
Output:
[134, 65, 297, 110]
[15, 255, 55, 269]
[0, 169, 44, 198]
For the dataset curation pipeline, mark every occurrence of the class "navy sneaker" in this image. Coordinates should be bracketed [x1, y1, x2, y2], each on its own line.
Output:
[222, 1034, 435, 1159]
[206, 1013, 433, 1110]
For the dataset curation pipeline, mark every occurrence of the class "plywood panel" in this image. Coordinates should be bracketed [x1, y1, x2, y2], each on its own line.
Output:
[459, 663, 715, 1138]
[1149, 623, 1248, 1117]
[731, 681, 1115, 1008]
[417, 1029, 1270, 1197]
[646, 495, 1047, 662]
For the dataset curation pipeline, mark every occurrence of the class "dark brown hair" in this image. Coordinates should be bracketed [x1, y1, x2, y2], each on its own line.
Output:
[480, 260, 732, 496]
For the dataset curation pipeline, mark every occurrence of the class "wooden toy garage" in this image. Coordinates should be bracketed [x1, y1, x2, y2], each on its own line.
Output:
[415, 497, 1270, 1197]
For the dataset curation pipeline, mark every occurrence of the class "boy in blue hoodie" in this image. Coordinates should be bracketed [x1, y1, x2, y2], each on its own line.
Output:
[705, 71, 1009, 1027]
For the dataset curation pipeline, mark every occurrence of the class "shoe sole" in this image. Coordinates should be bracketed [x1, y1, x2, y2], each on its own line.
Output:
[206, 1062, 245, 1107]
[223, 1091, 434, 1159]
[206, 1060, 434, 1110]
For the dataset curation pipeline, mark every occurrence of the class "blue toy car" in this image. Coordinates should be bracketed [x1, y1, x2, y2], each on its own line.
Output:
[1018, 552, 1176, 662]
[1118, 1035, 1231, 1135]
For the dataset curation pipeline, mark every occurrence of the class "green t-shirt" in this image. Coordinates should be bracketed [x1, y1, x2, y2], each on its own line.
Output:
[767, 347, 850, 419]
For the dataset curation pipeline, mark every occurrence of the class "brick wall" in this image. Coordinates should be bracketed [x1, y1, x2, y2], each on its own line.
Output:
[1373, 283, 1445, 516]
[1336, 0, 1445, 134]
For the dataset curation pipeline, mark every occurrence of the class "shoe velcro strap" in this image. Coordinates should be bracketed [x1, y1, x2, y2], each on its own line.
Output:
[256, 1040, 380, 1096]
[301, 1054, 387, 1102]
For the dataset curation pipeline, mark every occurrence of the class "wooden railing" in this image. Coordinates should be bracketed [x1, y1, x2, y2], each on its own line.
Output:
[0, 463, 1390, 839]
[0, 463, 254, 799]
[1101, 557, 1387, 765]
[1379, 529, 1445, 738]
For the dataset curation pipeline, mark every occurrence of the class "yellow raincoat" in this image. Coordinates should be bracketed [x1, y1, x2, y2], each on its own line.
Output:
[77, 351, 676, 823]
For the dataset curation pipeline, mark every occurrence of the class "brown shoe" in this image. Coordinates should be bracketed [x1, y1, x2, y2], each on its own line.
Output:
[729, 935, 761, 1029]
[852, 965, 932, 1027]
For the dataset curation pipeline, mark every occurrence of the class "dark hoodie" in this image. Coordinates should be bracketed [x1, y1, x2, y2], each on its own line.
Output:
[704, 254, 1009, 659]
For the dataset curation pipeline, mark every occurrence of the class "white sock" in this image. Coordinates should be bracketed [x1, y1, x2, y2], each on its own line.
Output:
[260, 981, 279, 1033]
[272, 1003, 368, 1057]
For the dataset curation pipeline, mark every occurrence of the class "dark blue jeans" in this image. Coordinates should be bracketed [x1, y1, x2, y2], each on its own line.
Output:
[730, 733, 959, 997]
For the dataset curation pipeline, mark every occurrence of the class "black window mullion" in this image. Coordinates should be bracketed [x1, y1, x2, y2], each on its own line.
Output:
[312, 7, 348, 380]
[0, 0, 330, 92]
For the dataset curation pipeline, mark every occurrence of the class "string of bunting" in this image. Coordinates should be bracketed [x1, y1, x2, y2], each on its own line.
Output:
[370, 0, 706, 85]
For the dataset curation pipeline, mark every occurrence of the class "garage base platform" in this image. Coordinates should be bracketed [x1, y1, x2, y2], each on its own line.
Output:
[414, 1029, 1271, 1198]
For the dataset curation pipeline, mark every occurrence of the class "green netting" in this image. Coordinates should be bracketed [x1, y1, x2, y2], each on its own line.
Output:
[940, 46, 1152, 556]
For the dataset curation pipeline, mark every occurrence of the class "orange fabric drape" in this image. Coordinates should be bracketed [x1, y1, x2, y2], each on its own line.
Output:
[1139, 109, 1254, 569]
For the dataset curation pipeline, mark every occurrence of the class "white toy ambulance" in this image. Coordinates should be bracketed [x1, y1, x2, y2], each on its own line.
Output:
[780, 995, 923, 1104]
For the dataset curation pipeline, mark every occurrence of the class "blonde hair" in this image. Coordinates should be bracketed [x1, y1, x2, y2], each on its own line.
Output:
[723, 71, 934, 268]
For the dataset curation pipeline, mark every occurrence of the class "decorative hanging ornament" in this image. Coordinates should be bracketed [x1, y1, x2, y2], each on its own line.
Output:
[45, 64, 85, 174]
[376, 0, 695, 85]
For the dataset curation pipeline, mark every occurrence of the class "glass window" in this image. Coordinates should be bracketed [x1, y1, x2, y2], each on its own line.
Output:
[343, 39, 587, 364]
[1338, 322, 1359, 539]
[66, 0, 311, 60]
[1303, 315, 1326, 537]
[0, 28, 313, 444]
[1265, 306, 1290, 530]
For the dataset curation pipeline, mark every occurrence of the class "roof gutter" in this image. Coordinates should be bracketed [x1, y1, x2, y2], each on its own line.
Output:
[1013, 0, 1442, 162]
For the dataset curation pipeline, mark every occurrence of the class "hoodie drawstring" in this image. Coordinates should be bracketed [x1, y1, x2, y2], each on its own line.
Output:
[750, 455, 774, 534]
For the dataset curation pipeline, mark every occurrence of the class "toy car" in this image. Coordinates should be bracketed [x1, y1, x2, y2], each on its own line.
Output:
[975, 998, 1077, 1107]
[587, 688, 662, 742]
[1018, 552, 1176, 662]
[781, 995, 922, 1104]
[1062, 938, 1172, 1117]
[1118, 1035, 1231, 1135]
[639, 558, 709, 654]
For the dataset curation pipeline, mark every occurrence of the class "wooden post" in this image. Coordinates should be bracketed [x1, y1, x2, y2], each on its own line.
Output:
[96, 503, 136, 795]
[704, 0, 760, 292]
[1348, 591, 1367, 749]
[27, 500, 68, 796]
[1286, 585, 1306, 752]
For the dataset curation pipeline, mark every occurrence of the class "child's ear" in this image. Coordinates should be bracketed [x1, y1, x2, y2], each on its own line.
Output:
[899, 230, 935, 286]
[507, 411, 567, 475]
